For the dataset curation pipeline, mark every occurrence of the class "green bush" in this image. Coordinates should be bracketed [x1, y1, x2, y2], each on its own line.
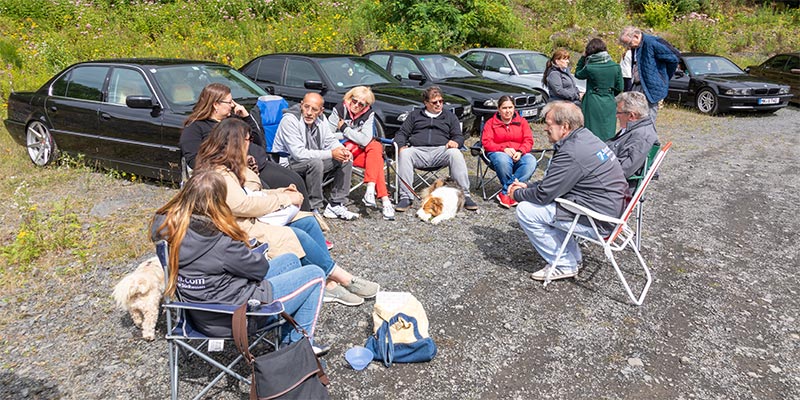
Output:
[642, 0, 676, 30]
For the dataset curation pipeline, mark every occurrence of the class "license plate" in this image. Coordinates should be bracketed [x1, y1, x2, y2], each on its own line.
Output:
[520, 108, 538, 118]
[758, 98, 779, 105]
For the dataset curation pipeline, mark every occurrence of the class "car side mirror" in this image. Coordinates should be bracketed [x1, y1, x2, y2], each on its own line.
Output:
[744, 67, 751, 73]
[673, 70, 685, 78]
[304, 80, 326, 90]
[498, 67, 512, 75]
[126, 96, 158, 109]
[407, 72, 425, 81]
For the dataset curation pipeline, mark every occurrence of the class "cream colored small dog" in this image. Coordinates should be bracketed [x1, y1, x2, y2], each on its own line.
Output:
[416, 177, 465, 225]
[112, 257, 165, 340]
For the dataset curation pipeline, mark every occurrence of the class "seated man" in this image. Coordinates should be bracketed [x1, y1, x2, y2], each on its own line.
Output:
[607, 91, 660, 181]
[509, 102, 627, 281]
[273, 92, 359, 220]
[394, 86, 478, 212]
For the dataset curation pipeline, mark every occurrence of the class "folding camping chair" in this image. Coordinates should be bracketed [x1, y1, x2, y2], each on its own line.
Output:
[156, 240, 285, 400]
[470, 142, 554, 200]
[541, 142, 672, 306]
[626, 142, 662, 250]
[390, 140, 467, 202]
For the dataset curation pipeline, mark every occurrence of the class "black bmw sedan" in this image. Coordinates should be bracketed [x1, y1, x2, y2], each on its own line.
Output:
[3, 59, 269, 181]
[667, 53, 793, 115]
[364, 50, 547, 131]
[239, 53, 475, 138]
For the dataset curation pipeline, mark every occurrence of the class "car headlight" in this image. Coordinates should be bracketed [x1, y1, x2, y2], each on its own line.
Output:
[482, 99, 498, 108]
[397, 111, 409, 122]
[463, 105, 472, 115]
[779, 87, 790, 94]
[723, 88, 752, 96]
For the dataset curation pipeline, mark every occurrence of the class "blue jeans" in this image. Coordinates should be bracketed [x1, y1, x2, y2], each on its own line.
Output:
[288, 216, 335, 276]
[265, 253, 325, 344]
[515, 202, 596, 269]
[487, 152, 537, 194]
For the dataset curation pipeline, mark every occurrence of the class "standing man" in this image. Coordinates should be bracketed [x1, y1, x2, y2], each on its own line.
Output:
[273, 92, 359, 220]
[619, 26, 679, 121]
[394, 86, 478, 212]
[510, 102, 627, 281]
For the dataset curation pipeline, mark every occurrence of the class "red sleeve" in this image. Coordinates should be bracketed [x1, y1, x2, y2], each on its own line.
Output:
[481, 119, 504, 152]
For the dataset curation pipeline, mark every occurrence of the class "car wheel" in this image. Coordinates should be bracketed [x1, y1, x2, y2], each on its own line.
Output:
[26, 121, 58, 166]
[695, 88, 719, 115]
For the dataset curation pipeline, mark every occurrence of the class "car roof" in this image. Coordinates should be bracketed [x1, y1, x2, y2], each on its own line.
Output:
[256, 53, 360, 59]
[679, 53, 726, 58]
[367, 50, 456, 57]
[463, 48, 547, 55]
[79, 58, 228, 67]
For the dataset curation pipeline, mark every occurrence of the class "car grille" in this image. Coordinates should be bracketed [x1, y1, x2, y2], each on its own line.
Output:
[753, 88, 781, 95]
[514, 94, 545, 108]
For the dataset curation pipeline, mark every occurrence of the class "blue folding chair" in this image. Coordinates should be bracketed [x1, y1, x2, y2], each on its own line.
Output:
[155, 240, 285, 400]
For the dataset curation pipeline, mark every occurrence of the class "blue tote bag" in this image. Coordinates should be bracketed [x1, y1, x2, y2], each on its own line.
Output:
[365, 312, 437, 367]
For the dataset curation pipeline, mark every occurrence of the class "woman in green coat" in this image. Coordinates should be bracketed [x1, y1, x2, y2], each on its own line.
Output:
[575, 38, 623, 141]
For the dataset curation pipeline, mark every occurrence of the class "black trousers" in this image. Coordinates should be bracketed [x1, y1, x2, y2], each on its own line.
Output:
[259, 161, 312, 211]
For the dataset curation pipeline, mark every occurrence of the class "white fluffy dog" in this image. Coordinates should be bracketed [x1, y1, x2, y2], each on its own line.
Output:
[416, 177, 465, 225]
[112, 257, 164, 340]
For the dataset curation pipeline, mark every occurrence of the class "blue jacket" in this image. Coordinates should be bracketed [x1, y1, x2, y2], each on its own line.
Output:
[635, 34, 679, 104]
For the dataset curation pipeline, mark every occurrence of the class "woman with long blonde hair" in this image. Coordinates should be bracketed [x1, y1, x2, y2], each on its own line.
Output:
[151, 169, 327, 349]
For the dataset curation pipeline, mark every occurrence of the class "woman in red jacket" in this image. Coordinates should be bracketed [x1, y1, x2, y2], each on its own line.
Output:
[481, 95, 536, 208]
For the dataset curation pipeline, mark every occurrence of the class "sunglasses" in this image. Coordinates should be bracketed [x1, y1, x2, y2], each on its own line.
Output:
[350, 98, 367, 107]
[428, 100, 444, 105]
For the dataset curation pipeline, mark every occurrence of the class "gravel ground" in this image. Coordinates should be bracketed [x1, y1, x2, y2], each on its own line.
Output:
[1, 106, 798, 399]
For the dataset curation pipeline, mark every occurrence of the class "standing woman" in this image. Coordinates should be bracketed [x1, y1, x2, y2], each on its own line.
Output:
[328, 86, 395, 221]
[150, 169, 327, 349]
[481, 95, 536, 208]
[575, 38, 623, 141]
[542, 49, 582, 105]
[180, 83, 312, 211]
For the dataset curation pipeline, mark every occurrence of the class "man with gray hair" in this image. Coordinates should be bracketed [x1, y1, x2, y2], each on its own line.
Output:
[619, 26, 679, 121]
[607, 91, 660, 179]
[509, 102, 627, 281]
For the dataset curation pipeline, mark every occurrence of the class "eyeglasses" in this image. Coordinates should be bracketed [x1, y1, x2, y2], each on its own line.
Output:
[427, 100, 444, 105]
[218, 100, 234, 106]
[350, 98, 367, 107]
[616, 111, 629, 115]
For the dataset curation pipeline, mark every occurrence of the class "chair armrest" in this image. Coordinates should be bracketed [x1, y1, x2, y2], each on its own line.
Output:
[554, 198, 624, 225]
[165, 300, 285, 316]
[469, 141, 482, 157]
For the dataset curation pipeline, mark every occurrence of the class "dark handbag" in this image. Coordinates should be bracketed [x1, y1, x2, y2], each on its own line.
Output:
[233, 304, 330, 400]
[365, 312, 437, 367]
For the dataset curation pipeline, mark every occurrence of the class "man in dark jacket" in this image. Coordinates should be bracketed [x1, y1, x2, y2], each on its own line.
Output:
[620, 26, 679, 121]
[394, 86, 478, 212]
[607, 91, 660, 179]
[509, 102, 627, 281]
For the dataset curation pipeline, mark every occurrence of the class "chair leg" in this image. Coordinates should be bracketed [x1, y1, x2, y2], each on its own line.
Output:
[607, 242, 652, 306]
[544, 215, 581, 287]
[635, 197, 645, 250]
[169, 340, 178, 400]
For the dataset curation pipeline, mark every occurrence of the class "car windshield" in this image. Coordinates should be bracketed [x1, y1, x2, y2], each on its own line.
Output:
[317, 57, 397, 89]
[509, 52, 548, 74]
[685, 56, 744, 76]
[418, 54, 477, 80]
[151, 64, 267, 108]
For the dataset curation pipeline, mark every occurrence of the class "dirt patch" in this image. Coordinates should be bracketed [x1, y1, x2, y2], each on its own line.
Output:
[1, 106, 798, 399]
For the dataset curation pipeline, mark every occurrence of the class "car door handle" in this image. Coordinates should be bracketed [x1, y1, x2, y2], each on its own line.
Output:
[100, 112, 111, 120]
[49, 106, 57, 112]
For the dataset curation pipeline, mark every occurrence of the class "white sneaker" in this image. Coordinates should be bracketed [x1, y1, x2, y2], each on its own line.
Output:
[323, 203, 359, 220]
[382, 201, 395, 221]
[362, 191, 377, 207]
[530, 265, 578, 281]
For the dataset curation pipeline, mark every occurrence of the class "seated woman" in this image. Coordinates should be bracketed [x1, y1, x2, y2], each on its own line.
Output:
[195, 118, 380, 307]
[543, 48, 582, 105]
[150, 169, 328, 351]
[328, 86, 395, 220]
[481, 95, 537, 208]
[179, 82, 312, 212]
